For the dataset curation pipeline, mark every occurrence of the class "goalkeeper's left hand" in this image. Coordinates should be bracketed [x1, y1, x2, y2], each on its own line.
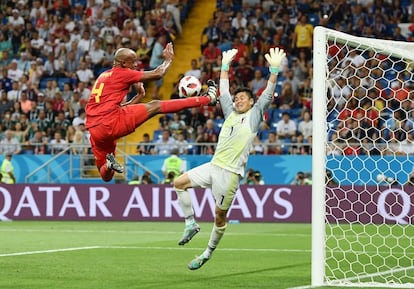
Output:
[264, 47, 286, 74]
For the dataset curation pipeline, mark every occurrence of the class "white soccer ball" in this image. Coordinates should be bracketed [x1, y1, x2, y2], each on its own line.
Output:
[178, 75, 202, 98]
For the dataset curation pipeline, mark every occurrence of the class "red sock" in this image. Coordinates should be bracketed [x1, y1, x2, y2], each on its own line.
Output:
[160, 97, 210, 113]
[100, 164, 114, 182]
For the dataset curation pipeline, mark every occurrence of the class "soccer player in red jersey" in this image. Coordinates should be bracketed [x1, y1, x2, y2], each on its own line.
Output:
[85, 43, 217, 182]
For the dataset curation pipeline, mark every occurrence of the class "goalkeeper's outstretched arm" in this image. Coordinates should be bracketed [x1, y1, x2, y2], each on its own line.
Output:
[219, 49, 238, 118]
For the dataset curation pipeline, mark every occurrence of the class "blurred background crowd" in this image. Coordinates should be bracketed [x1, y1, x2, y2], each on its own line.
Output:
[0, 0, 414, 157]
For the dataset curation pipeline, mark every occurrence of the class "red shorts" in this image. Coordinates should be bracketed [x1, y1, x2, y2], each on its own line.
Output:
[88, 104, 149, 168]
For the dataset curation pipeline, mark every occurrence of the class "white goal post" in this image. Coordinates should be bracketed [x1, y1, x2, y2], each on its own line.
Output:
[312, 26, 414, 288]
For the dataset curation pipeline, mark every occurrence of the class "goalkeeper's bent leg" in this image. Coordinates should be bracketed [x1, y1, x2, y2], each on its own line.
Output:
[175, 188, 195, 225]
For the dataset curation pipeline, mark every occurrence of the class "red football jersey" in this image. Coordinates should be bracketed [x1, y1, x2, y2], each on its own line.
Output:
[85, 67, 144, 128]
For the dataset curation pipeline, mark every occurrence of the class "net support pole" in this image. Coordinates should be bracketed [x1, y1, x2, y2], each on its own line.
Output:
[311, 26, 328, 287]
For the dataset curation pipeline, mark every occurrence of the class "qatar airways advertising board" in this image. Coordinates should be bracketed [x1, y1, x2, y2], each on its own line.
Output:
[0, 185, 412, 224]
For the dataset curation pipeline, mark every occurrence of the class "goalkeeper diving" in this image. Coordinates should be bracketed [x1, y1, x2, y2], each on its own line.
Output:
[173, 47, 286, 270]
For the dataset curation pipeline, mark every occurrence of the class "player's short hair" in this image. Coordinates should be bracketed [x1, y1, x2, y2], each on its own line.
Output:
[233, 87, 255, 103]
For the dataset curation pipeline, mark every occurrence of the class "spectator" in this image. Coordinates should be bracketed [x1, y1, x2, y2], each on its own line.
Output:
[77, 82, 91, 102]
[89, 38, 107, 75]
[0, 90, 13, 116]
[136, 133, 154, 155]
[243, 168, 255, 185]
[0, 130, 21, 155]
[184, 59, 201, 79]
[72, 108, 87, 130]
[174, 131, 189, 155]
[231, 10, 247, 31]
[252, 170, 264, 185]
[63, 49, 80, 78]
[291, 171, 312, 185]
[0, 32, 12, 55]
[168, 112, 186, 138]
[17, 52, 31, 74]
[0, 153, 16, 184]
[149, 34, 168, 99]
[154, 129, 175, 155]
[1, 67, 13, 92]
[71, 129, 89, 155]
[276, 112, 297, 141]
[26, 130, 48, 154]
[77, 30, 95, 54]
[233, 56, 254, 87]
[49, 131, 68, 154]
[9, 9, 25, 28]
[200, 18, 222, 52]
[161, 148, 186, 180]
[276, 81, 297, 110]
[7, 60, 23, 82]
[292, 14, 314, 60]
[163, 171, 176, 185]
[200, 40, 221, 68]
[7, 81, 20, 102]
[248, 69, 266, 96]
[264, 131, 281, 155]
[326, 170, 338, 186]
[298, 110, 313, 140]
[35, 109, 51, 134]
[43, 53, 64, 78]
[53, 111, 71, 137]
[11, 122, 27, 144]
[140, 171, 154, 184]
[166, 0, 182, 36]
[76, 60, 95, 85]
[19, 90, 31, 114]
[290, 132, 311, 155]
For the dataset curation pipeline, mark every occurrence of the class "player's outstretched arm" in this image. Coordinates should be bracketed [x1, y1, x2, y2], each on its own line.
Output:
[256, 47, 286, 110]
[219, 49, 238, 115]
[220, 48, 238, 80]
[141, 42, 175, 81]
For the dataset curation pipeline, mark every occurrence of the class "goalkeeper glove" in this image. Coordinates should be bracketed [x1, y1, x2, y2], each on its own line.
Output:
[264, 47, 286, 75]
[221, 49, 238, 72]
[206, 80, 218, 105]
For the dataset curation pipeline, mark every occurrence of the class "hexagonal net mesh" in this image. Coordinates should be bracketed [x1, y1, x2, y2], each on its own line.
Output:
[313, 27, 414, 288]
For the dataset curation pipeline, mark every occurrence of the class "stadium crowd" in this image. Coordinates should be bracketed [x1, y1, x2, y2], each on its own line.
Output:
[0, 0, 414, 157]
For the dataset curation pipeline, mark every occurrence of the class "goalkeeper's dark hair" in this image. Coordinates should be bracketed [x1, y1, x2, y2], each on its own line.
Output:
[233, 87, 255, 102]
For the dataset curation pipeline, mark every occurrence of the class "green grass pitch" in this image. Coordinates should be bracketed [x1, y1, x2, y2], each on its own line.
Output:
[0, 221, 405, 289]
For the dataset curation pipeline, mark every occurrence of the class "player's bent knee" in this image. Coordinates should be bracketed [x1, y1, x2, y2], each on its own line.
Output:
[145, 100, 161, 116]
[173, 173, 190, 190]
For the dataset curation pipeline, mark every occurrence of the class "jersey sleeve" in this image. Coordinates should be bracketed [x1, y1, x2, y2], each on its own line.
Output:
[219, 78, 234, 118]
[249, 80, 276, 133]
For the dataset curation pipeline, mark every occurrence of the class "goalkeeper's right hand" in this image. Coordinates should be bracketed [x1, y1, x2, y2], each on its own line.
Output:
[206, 80, 217, 105]
[221, 49, 238, 72]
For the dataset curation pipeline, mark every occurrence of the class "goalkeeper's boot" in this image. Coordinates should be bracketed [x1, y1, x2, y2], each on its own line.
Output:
[106, 153, 124, 173]
[206, 80, 218, 106]
[178, 223, 200, 245]
[188, 253, 210, 270]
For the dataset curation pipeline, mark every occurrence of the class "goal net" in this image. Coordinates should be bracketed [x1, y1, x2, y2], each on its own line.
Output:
[312, 27, 414, 288]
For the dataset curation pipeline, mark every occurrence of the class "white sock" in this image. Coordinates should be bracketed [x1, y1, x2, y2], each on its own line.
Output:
[203, 224, 227, 258]
[175, 188, 195, 225]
